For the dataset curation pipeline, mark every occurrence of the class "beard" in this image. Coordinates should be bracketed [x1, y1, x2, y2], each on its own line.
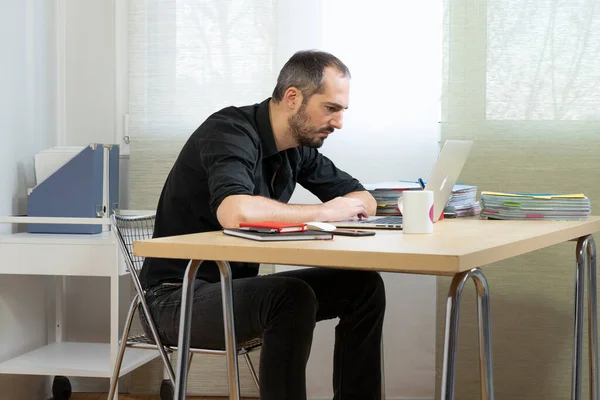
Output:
[288, 104, 334, 148]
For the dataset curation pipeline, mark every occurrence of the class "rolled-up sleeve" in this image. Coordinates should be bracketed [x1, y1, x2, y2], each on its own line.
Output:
[297, 146, 365, 203]
[198, 121, 259, 215]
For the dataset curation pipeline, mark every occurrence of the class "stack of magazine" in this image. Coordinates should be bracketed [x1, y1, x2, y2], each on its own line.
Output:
[363, 181, 422, 216]
[480, 191, 591, 220]
[444, 184, 481, 218]
[364, 181, 480, 217]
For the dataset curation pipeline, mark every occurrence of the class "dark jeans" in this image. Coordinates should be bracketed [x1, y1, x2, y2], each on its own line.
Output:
[142, 268, 386, 400]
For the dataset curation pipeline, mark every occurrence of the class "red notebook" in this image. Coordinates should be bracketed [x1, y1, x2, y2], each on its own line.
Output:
[238, 221, 307, 233]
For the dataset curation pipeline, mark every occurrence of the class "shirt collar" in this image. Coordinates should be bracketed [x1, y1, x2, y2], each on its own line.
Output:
[256, 98, 280, 159]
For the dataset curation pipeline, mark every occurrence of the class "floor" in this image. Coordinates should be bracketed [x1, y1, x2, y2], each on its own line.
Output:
[70, 394, 257, 400]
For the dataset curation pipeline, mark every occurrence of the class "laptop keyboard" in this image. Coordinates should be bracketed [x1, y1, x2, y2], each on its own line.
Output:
[370, 216, 403, 224]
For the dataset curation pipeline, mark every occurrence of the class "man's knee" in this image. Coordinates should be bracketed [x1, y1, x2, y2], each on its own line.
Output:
[342, 270, 385, 290]
[267, 277, 318, 328]
[340, 270, 385, 310]
[332, 270, 386, 322]
[362, 271, 386, 308]
[282, 277, 318, 305]
[343, 270, 386, 311]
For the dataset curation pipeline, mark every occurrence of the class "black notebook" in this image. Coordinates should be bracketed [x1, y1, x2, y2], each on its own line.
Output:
[223, 228, 333, 242]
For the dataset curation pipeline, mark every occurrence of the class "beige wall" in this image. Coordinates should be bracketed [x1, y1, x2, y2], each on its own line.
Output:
[436, 0, 600, 395]
[434, 134, 600, 400]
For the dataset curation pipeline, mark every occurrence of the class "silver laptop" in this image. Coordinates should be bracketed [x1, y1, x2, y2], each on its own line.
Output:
[332, 140, 474, 230]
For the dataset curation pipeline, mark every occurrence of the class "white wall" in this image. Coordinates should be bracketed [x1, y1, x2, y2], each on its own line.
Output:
[62, 0, 118, 147]
[0, 0, 127, 397]
[59, 0, 132, 393]
[0, 0, 57, 398]
[275, 1, 441, 399]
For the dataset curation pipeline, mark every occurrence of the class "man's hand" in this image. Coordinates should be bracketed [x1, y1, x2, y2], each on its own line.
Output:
[319, 197, 369, 222]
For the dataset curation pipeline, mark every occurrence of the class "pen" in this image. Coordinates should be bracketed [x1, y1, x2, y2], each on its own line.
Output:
[418, 178, 426, 189]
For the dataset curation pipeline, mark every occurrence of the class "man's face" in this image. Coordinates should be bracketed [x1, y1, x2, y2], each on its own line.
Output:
[288, 67, 350, 148]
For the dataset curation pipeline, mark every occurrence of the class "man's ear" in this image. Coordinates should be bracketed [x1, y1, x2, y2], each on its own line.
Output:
[283, 87, 303, 111]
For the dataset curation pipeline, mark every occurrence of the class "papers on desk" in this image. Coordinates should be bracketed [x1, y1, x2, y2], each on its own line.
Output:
[365, 181, 480, 218]
[364, 181, 422, 216]
[480, 191, 591, 220]
[444, 184, 481, 218]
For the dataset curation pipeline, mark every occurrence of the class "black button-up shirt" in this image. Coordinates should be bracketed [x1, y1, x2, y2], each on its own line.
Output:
[140, 98, 365, 287]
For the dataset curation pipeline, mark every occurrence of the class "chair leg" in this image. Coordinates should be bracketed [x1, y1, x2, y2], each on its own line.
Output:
[108, 294, 140, 400]
[138, 292, 176, 387]
[161, 351, 194, 392]
[243, 352, 260, 390]
[161, 353, 175, 392]
[187, 352, 194, 377]
[163, 352, 173, 381]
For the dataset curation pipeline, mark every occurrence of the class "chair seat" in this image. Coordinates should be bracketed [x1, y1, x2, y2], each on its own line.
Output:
[127, 333, 263, 352]
[128, 333, 157, 345]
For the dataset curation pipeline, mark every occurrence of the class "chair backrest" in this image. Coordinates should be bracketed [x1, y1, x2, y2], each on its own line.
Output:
[110, 213, 156, 277]
[111, 212, 171, 352]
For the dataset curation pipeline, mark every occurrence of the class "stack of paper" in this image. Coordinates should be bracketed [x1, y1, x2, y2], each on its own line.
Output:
[364, 181, 480, 217]
[480, 191, 591, 220]
[34, 146, 85, 185]
[363, 181, 422, 216]
[444, 184, 481, 218]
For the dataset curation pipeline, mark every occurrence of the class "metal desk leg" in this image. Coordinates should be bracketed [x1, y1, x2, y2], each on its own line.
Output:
[588, 238, 598, 400]
[174, 259, 202, 400]
[381, 337, 386, 400]
[572, 235, 598, 400]
[440, 268, 494, 400]
[216, 261, 241, 400]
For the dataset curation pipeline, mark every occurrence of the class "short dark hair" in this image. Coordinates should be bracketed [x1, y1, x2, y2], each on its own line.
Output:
[272, 50, 351, 103]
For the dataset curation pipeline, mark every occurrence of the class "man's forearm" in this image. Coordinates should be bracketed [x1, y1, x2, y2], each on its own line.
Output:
[344, 190, 377, 216]
[217, 195, 325, 228]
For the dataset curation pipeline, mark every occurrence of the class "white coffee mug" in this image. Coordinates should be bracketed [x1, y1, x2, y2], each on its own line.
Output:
[399, 190, 434, 234]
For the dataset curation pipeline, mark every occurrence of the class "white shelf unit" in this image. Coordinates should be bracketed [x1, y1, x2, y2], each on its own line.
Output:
[0, 342, 156, 378]
[0, 217, 159, 398]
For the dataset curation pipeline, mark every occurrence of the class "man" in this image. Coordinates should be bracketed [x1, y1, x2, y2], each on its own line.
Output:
[140, 50, 386, 400]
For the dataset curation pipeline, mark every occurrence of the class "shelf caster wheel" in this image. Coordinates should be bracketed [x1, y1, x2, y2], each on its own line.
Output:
[159, 379, 174, 400]
[52, 376, 71, 400]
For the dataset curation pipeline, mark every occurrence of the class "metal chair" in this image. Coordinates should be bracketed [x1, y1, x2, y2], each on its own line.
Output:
[107, 213, 262, 400]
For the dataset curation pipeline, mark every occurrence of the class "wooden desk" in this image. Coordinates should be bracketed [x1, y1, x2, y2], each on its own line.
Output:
[135, 217, 600, 400]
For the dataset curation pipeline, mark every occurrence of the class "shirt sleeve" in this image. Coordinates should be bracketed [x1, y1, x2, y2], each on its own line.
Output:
[198, 121, 260, 215]
[296, 146, 366, 203]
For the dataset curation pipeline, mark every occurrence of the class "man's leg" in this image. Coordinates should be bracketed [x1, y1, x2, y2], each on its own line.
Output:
[143, 275, 318, 400]
[274, 268, 386, 400]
